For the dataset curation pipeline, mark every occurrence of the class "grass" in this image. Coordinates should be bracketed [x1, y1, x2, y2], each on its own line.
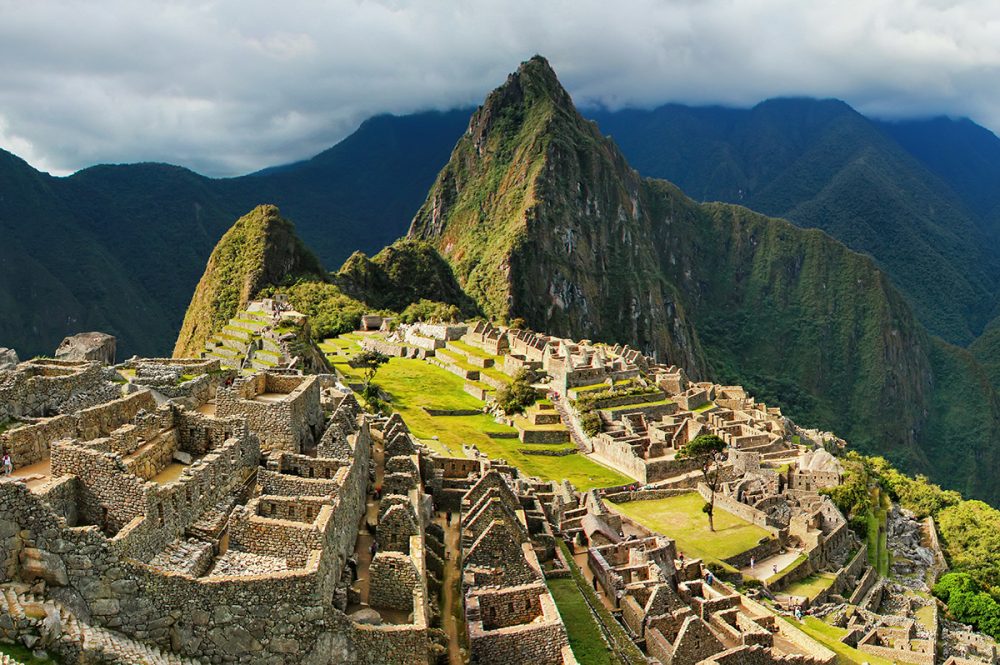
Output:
[605, 398, 674, 413]
[322, 336, 629, 490]
[0, 643, 59, 664]
[693, 402, 716, 413]
[783, 616, 894, 665]
[866, 487, 891, 577]
[556, 541, 645, 665]
[547, 578, 617, 665]
[782, 572, 836, 599]
[609, 492, 773, 569]
[447, 339, 503, 363]
[766, 553, 809, 586]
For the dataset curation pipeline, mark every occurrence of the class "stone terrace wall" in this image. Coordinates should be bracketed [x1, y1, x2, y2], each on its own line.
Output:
[216, 373, 323, 453]
[260, 468, 341, 497]
[0, 361, 120, 422]
[0, 433, 385, 664]
[1, 390, 156, 468]
[50, 439, 147, 532]
[228, 502, 330, 567]
[108, 434, 260, 562]
[352, 624, 429, 665]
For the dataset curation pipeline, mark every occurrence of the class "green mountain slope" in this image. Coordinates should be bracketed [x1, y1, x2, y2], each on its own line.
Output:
[410, 58, 706, 373]
[175, 208, 476, 357]
[408, 56, 1000, 503]
[590, 101, 999, 345]
[173, 205, 325, 357]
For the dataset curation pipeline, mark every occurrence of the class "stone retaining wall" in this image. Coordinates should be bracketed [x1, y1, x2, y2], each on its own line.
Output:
[1, 389, 156, 468]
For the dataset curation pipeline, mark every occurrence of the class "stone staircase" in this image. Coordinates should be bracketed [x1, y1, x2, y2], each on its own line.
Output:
[1, 583, 199, 664]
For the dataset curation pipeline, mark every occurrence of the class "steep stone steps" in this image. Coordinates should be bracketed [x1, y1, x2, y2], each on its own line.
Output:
[0, 584, 198, 664]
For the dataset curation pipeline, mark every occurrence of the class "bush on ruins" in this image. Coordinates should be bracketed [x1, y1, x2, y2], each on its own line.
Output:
[935, 573, 1000, 638]
[494, 369, 538, 415]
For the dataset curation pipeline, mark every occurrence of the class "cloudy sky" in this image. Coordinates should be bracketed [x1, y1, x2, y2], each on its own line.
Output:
[2, 0, 999, 177]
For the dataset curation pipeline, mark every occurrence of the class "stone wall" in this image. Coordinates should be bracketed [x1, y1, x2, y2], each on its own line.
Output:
[0, 360, 120, 422]
[368, 551, 418, 613]
[0, 407, 379, 664]
[1, 389, 156, 468]
[216, 373, 323, 453]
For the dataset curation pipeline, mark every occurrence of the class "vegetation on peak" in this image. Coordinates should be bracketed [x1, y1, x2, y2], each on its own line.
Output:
[172, 205, 324, 357]
[335, 238, 478, 316]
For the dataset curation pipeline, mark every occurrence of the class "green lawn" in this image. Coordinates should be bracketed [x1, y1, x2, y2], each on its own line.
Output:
[609, 492, 773, 569]
[784, 616, 894, 665]
[866, 488, 891, 576]
[322, 338, 629, 490]
[605, 398, 674, 413]
[546, 578, 617, 665]
[782, 572, 836, 599]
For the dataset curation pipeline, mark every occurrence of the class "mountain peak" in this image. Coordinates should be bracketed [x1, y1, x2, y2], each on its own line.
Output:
[172, 204, 324, 357]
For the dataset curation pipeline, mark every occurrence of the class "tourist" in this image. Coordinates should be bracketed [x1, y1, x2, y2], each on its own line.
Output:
[773, 564, 778, 576]
[445, 509, 452, 525]
[705, 571, 714, 586]
[794, 606, 802, 621]
[369, 540, 377, 559]
[2, 451, 11, 476]
[750, 556, 755, 570]
[678, 552, 684, 566]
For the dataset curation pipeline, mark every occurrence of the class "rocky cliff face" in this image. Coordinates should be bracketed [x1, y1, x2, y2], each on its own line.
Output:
[408, 56, 1000, 501]
[173, 205, 324, 357]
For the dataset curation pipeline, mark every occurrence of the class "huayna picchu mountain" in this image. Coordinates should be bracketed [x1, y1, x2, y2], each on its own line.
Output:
[173, 204, 326, 358]
[174, 205, 476, 361]
[409, 55, 1000, 504]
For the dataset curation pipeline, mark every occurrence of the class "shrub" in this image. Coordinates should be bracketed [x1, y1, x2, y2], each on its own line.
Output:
[580, 411, 602, 436]
[494, 369, 537, 415]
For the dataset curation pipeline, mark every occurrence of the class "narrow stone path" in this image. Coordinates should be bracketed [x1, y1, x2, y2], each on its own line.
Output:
[435, 511, 464, 665]
[349, 438, 384, 610]
[550, 393, 591, 452]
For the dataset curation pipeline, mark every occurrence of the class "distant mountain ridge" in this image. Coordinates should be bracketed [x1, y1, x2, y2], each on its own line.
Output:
[4, 75, 1000, 367]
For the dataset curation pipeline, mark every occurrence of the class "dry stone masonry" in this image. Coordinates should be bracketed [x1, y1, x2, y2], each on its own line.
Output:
[0, 312, 994, 664]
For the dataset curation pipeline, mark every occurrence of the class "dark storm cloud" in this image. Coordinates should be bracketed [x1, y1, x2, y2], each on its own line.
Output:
[1, 0, 998, 176]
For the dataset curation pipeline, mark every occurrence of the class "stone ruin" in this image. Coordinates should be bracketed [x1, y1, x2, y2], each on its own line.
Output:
[0, 362, 438, 663]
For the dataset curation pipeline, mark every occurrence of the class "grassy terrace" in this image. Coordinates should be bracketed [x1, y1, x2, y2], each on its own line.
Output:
[604, 397, 673, 413]
[546, 578, 618, 665]
[781, 572, 837, 599]
[609, 492, 772, 571]
[447, 339, 501, 362]
[322, 335, 630, 490]
[784, 616, 894, 665]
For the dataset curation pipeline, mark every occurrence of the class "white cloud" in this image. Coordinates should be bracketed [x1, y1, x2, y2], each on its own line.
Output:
[1, 0, 999, 176]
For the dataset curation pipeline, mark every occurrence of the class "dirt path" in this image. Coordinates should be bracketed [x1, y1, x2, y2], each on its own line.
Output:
[435, 511, 465, 664]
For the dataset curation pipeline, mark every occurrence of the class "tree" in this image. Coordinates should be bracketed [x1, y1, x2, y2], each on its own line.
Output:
[495, 369, 538, 415]
[356, 350, 389, 390]
[677, 434, 728, 532]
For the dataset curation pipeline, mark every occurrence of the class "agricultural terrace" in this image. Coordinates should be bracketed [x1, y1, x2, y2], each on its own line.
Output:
[320, 334, 631, 490]
[608, 492, 773, 571]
